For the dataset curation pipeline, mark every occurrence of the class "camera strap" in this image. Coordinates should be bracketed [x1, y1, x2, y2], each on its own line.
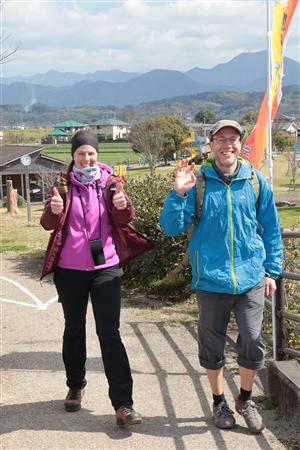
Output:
[75, 182, 102, 241]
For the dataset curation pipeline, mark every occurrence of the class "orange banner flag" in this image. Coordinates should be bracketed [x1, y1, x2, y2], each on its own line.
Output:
[241, 0, 299, 169]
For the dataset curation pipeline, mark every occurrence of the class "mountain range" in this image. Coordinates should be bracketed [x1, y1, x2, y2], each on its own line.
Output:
[1, 51, 299, 108]
[2, 85, 299, 128]
[1, 69, 140, 86]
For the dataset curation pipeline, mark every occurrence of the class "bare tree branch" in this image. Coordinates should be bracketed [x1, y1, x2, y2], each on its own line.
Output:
[129, 118, 168, 175]
[0, 0, 20, 65]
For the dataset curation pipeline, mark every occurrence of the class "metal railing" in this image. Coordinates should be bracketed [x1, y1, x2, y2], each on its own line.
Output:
[265, 230, 300, 360]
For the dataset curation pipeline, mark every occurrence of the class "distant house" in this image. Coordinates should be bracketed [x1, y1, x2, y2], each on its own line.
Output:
[88, 119, 130, 141]
[0, 145, 66, 203]
[45, 120, 86, 144]
[47, 127, 69, 144]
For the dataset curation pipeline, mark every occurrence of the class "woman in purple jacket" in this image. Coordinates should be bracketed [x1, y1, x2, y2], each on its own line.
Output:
[40, 130, 144, 427]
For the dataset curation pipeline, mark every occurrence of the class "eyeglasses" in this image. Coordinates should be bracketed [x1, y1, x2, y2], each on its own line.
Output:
[213, 136, 240, 145]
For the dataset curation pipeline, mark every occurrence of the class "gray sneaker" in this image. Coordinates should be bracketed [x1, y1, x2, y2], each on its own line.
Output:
[213, 401, 236, 429]
[235, 396, 264, 434]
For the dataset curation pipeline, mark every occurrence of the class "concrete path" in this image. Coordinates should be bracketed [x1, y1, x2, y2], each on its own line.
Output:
[1, 254, 297, 450]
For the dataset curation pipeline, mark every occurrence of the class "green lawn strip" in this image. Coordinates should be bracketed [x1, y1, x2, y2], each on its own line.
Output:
[43, 146, 133, 153]
[0, 206, 49, 254]
[43, 143, 132, 151]
[43, 153, 71, 163]
[98, 142, 132, 148]
[277, 206, 300, 228]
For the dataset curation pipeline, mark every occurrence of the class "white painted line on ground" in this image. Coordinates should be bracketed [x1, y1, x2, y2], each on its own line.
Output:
[1, 276, 42, 305]
[38, 295, 59, 310]
[0, 276, 58, 310]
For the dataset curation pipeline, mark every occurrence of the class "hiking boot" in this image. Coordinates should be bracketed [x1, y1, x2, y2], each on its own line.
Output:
[115, 406, 142, 427]
[213, 401, 236, 429]
[64, 388, 85, 412]
[235, 396, 264, 434]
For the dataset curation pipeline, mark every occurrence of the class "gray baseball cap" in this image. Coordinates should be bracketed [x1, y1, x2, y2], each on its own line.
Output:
[210, 120, 243, 140]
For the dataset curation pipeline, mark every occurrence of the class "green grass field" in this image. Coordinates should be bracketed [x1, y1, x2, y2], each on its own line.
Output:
[1, 205, 49, 254]
[3, 128, 47, 144]
[261, 154, 300, 200]
[43, 143, 139, 166]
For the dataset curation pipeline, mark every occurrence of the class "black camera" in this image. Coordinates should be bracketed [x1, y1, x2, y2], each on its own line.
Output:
[89, 239, 106, 266]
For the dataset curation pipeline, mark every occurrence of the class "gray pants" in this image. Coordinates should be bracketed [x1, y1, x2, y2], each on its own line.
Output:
[197, 280, 266, 371]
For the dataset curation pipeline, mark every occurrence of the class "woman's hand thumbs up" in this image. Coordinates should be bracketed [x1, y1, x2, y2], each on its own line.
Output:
[112, 182, 127, 210]
[50, 187, 64, 215]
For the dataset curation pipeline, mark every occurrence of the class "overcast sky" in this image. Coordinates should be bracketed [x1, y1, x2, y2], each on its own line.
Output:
[1, 0, 299, 77]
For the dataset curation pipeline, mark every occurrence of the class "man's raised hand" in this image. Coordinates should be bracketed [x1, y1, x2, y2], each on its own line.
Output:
[50, 187, 64, 215]
[174, 159, 196, 196]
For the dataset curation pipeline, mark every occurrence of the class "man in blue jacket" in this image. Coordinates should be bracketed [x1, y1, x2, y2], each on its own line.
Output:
[160, 119, 282, 434]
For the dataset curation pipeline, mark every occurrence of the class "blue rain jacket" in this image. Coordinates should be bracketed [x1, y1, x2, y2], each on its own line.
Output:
[159, 158, 283, 294]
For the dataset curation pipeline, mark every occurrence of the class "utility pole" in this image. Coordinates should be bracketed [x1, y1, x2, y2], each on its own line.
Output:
[20, 154, 32, 222]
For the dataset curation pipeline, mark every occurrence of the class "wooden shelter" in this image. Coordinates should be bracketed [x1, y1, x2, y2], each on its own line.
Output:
[0, 145, 66, 203]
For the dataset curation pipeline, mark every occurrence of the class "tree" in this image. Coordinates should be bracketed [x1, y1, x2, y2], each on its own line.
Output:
[272, 130, 295, 153]
[240, 111, 259, 126]
[159, 115, 189, 163]
[194, 109, 216, 123]
[129, 115, 190, 174]
[129, 117, 169, 175]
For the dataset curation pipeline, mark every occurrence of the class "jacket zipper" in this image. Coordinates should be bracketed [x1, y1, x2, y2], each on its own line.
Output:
[226, 184, 237, 294]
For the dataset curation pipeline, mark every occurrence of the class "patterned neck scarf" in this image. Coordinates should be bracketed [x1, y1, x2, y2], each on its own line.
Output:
[73, 165, 101, 185]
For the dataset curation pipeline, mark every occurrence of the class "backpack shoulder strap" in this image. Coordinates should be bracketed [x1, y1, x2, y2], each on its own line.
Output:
[250, 169, 260, 208]
[186, 170, 206, 240]
[195, 171, 206, 223]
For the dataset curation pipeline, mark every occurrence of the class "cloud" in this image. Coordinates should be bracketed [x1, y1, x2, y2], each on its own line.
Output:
[2, 0, 299, 77]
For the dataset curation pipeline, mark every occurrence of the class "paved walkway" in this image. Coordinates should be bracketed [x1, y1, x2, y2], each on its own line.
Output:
[1, 254, 297, 450]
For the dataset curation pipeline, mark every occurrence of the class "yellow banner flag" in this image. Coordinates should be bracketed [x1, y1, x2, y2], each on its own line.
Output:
[241, 0, 299, 169]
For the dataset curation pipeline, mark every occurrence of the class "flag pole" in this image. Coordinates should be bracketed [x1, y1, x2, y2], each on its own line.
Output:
[267, 0, 276, 360]
[267, 0, 273, 190]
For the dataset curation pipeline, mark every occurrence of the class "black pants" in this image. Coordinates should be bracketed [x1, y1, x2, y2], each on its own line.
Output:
[53, 266, 133, 410]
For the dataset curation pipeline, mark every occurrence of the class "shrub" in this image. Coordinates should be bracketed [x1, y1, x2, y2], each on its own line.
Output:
[148, 272, 191, 298]
[2, 194, 26, 208]
[282, 236, 300, 351]
[17, 194, 26, 207]
[124, 174, 190, 291]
